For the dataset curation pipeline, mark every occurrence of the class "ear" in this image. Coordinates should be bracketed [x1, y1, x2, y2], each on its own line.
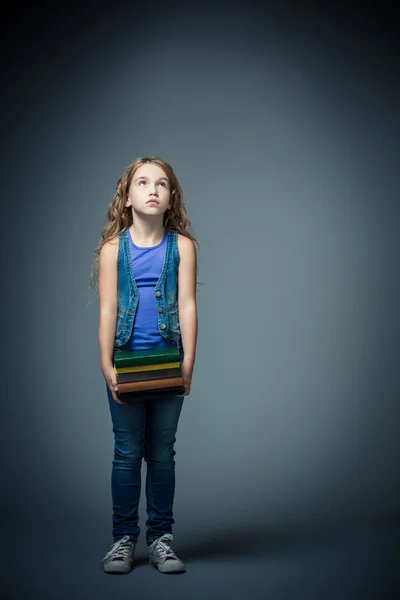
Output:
[125, 196, 132, 207]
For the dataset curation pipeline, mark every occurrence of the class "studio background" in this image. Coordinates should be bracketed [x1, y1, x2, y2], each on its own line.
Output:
[1, 1, 399, 598]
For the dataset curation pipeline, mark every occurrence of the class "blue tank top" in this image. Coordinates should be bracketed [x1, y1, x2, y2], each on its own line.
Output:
[125, 229, 175, 351]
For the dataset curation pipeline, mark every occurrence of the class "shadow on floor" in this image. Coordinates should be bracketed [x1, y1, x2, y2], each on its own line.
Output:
[167, 517, 400, 563]
[179, 526, 302, 562]
[132, 524, 313, 565]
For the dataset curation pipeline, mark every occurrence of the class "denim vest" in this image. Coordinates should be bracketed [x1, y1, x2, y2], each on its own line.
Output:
[114, 228, 181, 350]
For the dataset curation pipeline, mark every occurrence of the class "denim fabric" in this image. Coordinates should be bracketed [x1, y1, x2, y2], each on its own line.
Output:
[107, 384, 184, 545]
[114, 228, 181, 349]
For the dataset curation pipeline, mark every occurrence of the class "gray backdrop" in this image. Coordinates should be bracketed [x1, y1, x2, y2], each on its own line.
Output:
[1, 1, 399, 598]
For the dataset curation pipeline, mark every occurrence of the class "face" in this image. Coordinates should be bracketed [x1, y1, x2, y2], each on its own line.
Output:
[126, 163, 171, 217]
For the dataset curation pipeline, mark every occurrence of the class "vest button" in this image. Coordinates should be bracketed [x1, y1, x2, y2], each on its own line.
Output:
[160, 323, 166, 330]
[157, 307, 163, 313]
[155, 291, 161, 297]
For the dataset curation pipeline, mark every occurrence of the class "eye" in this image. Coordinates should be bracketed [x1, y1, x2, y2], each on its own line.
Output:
[158, 181, 167, 187]
[138, 180, 146, 185]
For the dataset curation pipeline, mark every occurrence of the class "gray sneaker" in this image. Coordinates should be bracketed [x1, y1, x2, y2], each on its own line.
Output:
[148, 534, 185, 573]
[102, 535, 135, 573]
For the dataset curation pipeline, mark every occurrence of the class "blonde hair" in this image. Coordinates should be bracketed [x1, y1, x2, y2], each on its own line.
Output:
[89, 156, 198, 298]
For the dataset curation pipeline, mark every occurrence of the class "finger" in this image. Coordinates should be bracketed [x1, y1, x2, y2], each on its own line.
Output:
[108, 379, 118, 393]
[108, 383, 123, 404]
[114, 392, 125, 405]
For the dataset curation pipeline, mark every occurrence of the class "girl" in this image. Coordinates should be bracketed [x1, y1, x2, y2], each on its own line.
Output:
[90, 156, 198, 574]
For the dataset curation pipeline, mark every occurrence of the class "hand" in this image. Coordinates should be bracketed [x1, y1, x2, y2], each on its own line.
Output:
[178, 359, 193, 397]
[101, 362, 125, 405]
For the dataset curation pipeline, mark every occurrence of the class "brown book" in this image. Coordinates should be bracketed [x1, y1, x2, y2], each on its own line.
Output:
[118, 377, 184, 394]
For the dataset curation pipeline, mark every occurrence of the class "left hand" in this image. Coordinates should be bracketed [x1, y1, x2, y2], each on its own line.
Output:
[179, 359, 193, 396]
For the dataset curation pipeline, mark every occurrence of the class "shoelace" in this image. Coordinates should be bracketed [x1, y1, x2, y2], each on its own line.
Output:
[151, 534, 178, 561]
[104, 536, 133, 562]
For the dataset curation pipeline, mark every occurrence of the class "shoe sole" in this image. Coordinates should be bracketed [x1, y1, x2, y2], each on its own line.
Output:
[103, 561, 133, 574]
[151, 561, 186, 573]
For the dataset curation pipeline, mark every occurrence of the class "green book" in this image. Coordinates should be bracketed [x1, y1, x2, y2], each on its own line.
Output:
[114, 346, 180, 369]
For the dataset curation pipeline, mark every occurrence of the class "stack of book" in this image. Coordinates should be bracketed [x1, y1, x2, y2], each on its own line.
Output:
[114, 346, 184, 395]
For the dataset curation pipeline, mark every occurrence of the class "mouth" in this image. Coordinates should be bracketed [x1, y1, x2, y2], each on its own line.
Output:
[147, 200, 159, 204]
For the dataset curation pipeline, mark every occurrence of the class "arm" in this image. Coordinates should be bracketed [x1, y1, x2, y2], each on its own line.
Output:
[98, 238, 123, 403]
[177, 234, 198, 394]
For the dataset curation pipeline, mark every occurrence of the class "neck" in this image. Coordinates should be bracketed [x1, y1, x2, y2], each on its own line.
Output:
[129, 215, 165, 247]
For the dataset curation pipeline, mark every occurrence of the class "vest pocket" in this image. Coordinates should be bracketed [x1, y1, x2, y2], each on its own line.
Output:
[168, 305, 181, 338]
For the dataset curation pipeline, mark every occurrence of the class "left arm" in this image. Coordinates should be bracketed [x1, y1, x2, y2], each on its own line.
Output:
[177, 234, 198, 394]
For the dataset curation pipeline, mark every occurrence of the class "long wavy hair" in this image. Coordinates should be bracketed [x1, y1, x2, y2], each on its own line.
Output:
[89, 156, 198, 299]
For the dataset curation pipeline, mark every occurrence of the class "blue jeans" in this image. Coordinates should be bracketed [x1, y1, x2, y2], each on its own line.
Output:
[106, 384, 184, 546]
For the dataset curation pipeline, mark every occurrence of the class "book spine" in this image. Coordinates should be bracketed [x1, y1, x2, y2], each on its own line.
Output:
[143, 387, 185, 397]
[114, 353, 180, 369]
[116, 368, 181, 384]
[114, 361, 180, 374]
[118, 377, 184, 393]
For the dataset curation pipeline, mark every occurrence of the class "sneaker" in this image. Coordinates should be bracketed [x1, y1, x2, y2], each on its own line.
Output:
[148, 534, 185, 573]
[102, 535, 135, 573]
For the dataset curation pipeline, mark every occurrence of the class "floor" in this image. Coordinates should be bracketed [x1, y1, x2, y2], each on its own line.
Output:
[2, 518, 398, 600]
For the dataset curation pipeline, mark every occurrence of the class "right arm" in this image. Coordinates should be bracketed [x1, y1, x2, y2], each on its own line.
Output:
[98, 238, 124, 404]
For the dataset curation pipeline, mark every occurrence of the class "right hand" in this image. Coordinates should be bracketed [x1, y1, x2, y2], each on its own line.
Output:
[102, 363, 125, 404]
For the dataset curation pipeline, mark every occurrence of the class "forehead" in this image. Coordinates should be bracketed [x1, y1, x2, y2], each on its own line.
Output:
[134, 163, 168, 180]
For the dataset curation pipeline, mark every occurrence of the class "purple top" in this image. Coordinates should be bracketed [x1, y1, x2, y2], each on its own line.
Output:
[125, 229, 174, 351]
